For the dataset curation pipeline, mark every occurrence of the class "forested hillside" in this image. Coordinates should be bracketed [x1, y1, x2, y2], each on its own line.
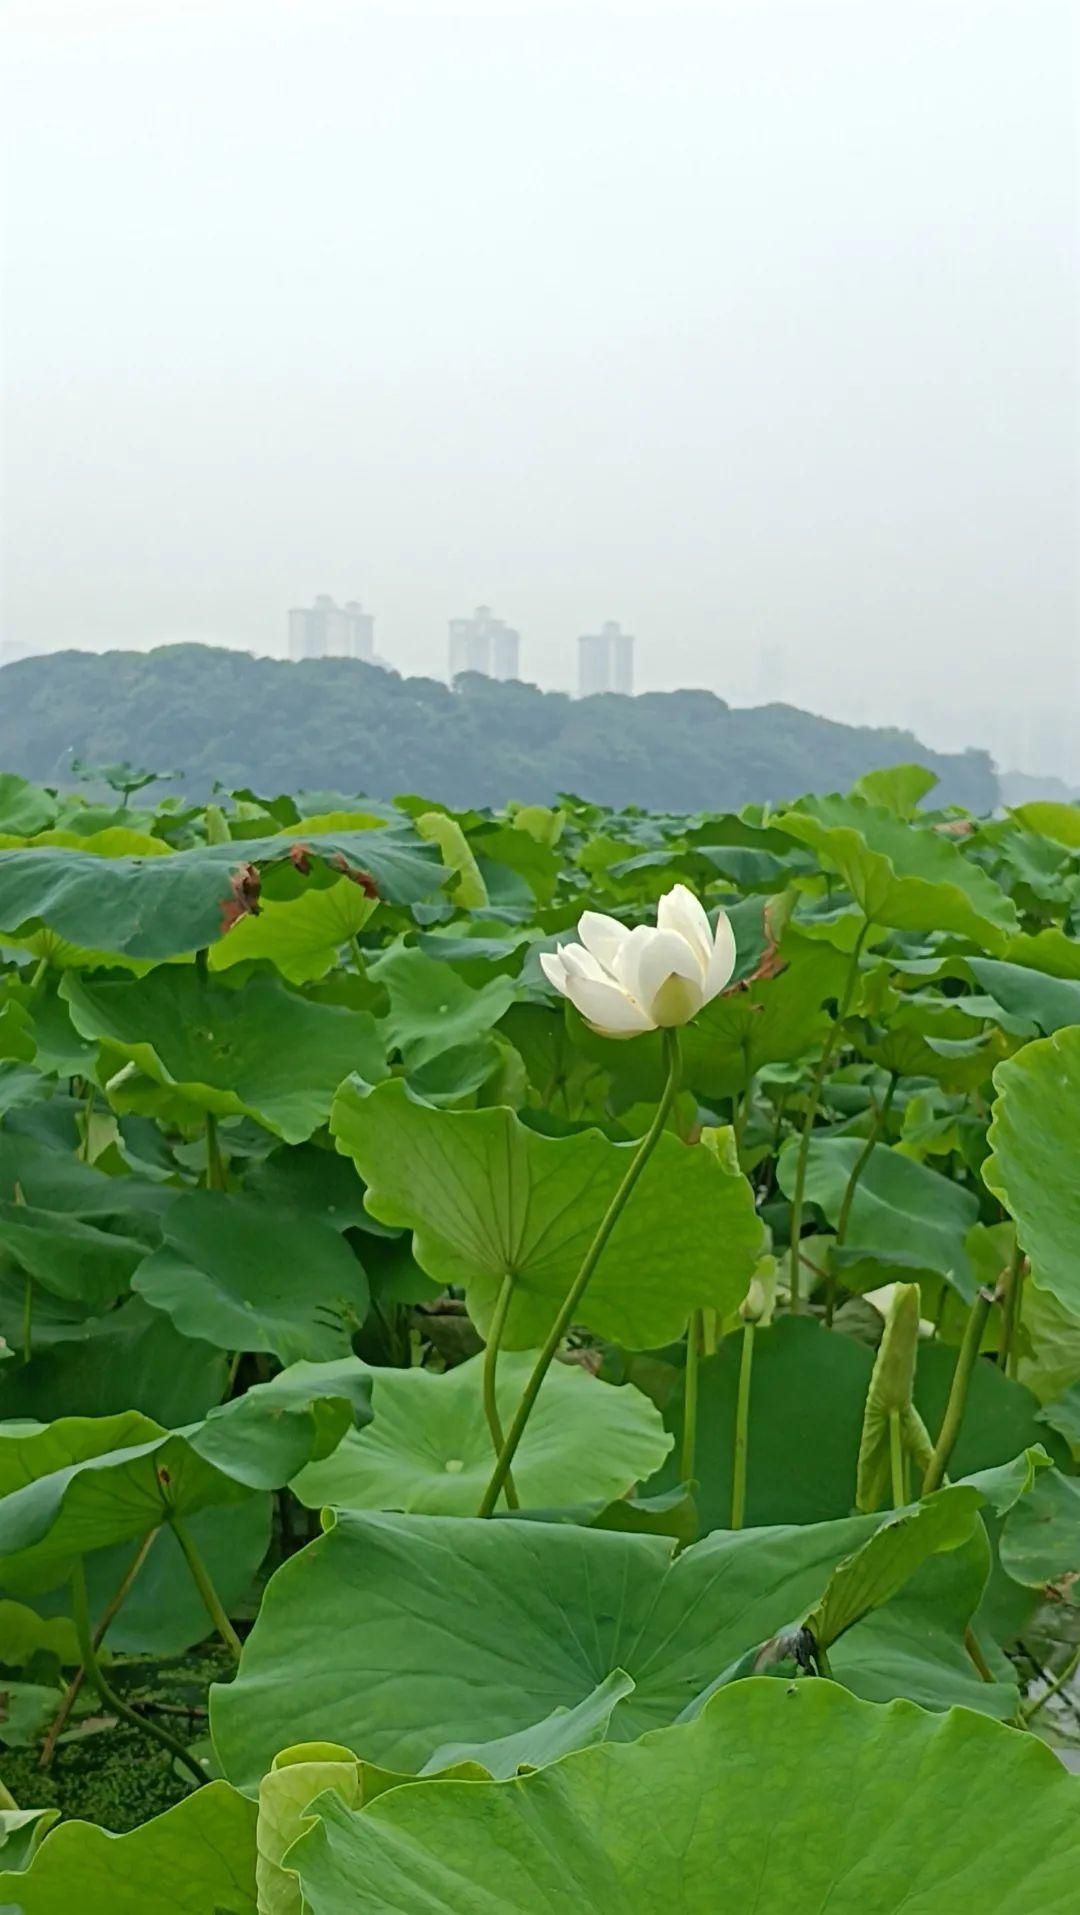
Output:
[0, 644, 998, 811]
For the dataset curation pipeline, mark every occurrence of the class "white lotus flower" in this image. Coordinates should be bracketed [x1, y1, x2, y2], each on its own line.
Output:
[540, 884, 736, 1038]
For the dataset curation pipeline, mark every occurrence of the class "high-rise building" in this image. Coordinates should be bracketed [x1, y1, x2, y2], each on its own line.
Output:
[577, 620, 634, 697]
[288, 595, 375, 662]
[449, 605, 521, 681]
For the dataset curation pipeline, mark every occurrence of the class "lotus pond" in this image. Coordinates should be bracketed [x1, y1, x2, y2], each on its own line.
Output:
[0, 762, 1079, 1910]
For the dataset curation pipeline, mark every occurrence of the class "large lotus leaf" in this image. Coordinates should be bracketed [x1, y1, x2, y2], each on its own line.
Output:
[679, 935, 850, 1098]
[775, 794, 1017, 948]
[132, 1193, 370, 1362]
[41, 1496, 274, 1657]
[1000, 926, 1080, 981]
[777, 1138, 978, 1297]
[656, 1317, 1060, 1534]
[0, 1804, 59, 1871]
[0, 826, 442, 959]
[330, 1078, 763, 1349]
[0, 1203, 148, 1312]
[0, 1129, 172, 1223]
[0, 1296, 227, 1426]
[852, 763, 939, 816]
[210, 879, 377, 983]
[413, 811, 490, 908]
[210, 1506, 1014, 1789]
[291, 1352, 671, 1514]
[968, 957, 1080, 1035]
[998, 1468, 1080, 1598]
[254, 1740, 489, 1915]
[0, 1366, 371, 1594]
[0, 776, 57, 838]
[368, 943, 517, 1069]
[0, 1780, 257, 1913]
[240, 1142, 374, 1231]
[421, 1670, 638, 1779]
[802, 1451, 1046, 1652]
[286, 1680, 1080, 1915]
[1018, 1282, 1080, 1405]
[0, 1600, 80, 1667]
[1012, 800, 1080, 849]
[983, 1028, 1080, 1317]
[61, 970, 386, 1144]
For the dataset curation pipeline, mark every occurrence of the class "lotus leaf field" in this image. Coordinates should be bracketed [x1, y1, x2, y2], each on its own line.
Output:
[0, 762, 1079, 1909]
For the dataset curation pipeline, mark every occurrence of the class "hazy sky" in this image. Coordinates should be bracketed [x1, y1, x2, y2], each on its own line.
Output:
[2, 0, 1077, 770]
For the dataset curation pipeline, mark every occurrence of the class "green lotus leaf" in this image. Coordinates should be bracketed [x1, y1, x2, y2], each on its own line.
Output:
[656, 1315, 1061, 1534]
[210, 1506, 1014, 1789]
[0, 1364, 371, 1595]
[0, 1203, 148, 1313]
[291, 1351, 671, 1514]
[0, 1295, 227, 1427]
[330, 1078, 763, 1348]
[680, 934, 850, 1098]
[1012, 800, 1080, 849]
[0, 1600, 80, 1668]
[0, 1780, 257, 1912]
[132, 1193, 370, 1362]
[61, 970, 386, 1145]
[0, 776, 57, 838]
[998, 1467, 1080, 1596]
[983, 1028, 1080, 1317]
[285, 1681, 1080, 1915]
[1038, 1385, 1080, 1460]
[239, 1142, 375, 1231]
[420, 1668, 637, 1778]
[369, 941, 517, 1071]
[803, 1450, 1048, 1652]
[775, 793, 1017, 948]
[209, 879, 377, 983]
[414, 812, 489, 908]
[45, 1496, 273, 1657]
[968, 957, 1080, 1035]
[0, 826, 443, 960]
[777, 1138, 978, 1297]
[0, 1805, 59, 1872]
[851, 763, 939, 817]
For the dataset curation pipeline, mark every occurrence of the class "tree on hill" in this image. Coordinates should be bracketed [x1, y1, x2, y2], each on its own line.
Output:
[0, 645, 998, 813]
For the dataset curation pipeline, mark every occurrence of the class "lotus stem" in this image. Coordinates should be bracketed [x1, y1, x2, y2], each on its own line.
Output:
[41, 1528, 160, 1769]
[204, 1112, 226, 1191]
[730, 1319, 755, 1530]
[477, 1028, 681, 1517]
[922, 1286, 995, 1495]
[826, 1072, 897, 1329]
[170, 1515, 243, 1660]
[70, 1557, 207, 1787]
[481, 1272, 520, 1511]
[787, 922, 869, 1310]
[1022, 1640, 1080, 1724]
[702, 1309, 718, 1358]
[998, 1240, 1025, 1375]
[21, 1272, 33, 1366]
[732, 1047, 753, 1167]
[79, 1076, 97, 1163]
[680, 1311, 702, 1485]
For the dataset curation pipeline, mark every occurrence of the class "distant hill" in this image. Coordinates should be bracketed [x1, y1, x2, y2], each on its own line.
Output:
[998, 768, 1080, 808]
[0, 645, 999, 813]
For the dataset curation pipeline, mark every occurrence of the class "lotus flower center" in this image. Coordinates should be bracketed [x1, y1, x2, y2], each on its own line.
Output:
[650, 973, 701, 1027]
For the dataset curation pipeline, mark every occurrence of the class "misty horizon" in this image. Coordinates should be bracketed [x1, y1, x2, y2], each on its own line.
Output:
[2, 1, 1078, 781]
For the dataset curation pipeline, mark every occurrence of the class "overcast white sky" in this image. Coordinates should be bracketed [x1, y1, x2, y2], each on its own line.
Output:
[1, 1, 1077, 770]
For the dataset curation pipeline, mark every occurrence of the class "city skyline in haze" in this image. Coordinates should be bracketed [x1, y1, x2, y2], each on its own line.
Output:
[2, 1, 1078, 780]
